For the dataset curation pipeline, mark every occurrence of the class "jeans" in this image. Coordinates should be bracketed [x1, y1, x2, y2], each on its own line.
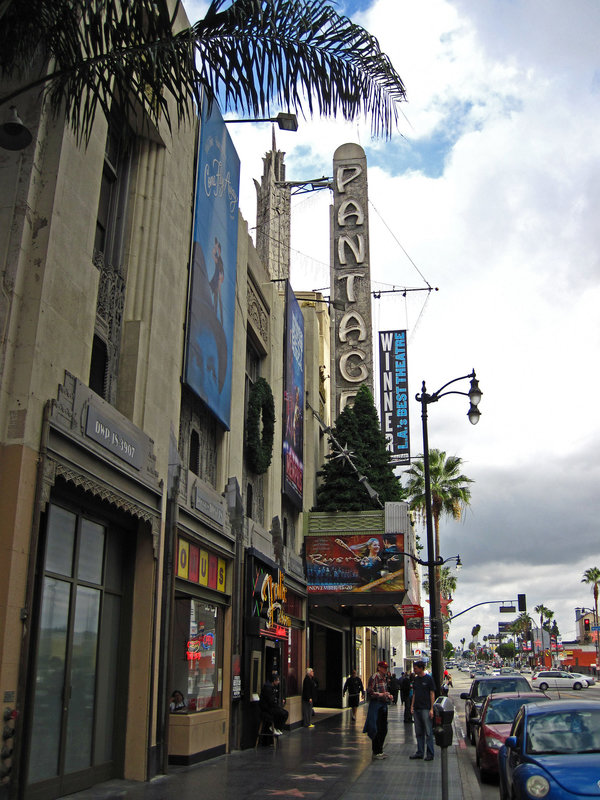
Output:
[413, 708, 434, 757]
[372, 705, 388, 754]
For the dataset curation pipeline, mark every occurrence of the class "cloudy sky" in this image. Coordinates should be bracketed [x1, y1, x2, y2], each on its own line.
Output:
[185, 0, 600, 654]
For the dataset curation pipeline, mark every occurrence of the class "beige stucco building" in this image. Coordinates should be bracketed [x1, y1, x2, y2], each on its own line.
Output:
[0, 4, 334, 796]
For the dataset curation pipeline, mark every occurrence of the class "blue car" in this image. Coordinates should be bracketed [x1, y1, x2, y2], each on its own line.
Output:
[498, 699, 600, 799]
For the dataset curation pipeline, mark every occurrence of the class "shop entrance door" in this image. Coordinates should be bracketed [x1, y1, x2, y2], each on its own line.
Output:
[24, 502, 131, 799]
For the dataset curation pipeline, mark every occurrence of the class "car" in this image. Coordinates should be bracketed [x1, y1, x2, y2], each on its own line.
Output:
[571, 672, 595, 686]
[474, 691, 550, 782]
[498, 699, 600, 800]
[460, 675, 532, 745]
[500, 667, 518, 675]
[532, 670, 588, 691]
[520, 666, 532, 675]
[470, 667, 487, 678]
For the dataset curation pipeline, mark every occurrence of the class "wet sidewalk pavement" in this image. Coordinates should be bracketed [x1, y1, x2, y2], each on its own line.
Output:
[65, 701, 481, 800]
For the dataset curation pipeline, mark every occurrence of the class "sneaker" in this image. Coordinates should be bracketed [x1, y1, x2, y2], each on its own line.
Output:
[409, 753, 423, 759]
[274, 729, 283, 736]
[373, 753, 387, 759]
[308, 724, 315, 728]
[424, 755, 434, 761]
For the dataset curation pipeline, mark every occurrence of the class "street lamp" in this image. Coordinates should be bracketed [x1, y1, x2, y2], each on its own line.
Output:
[224, 111, 299, 131]
[416, 369, 482, 697]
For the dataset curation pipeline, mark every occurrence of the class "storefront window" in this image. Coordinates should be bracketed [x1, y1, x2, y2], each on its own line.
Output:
[172, 598, 223, 712]
[283, 628, 302, 696]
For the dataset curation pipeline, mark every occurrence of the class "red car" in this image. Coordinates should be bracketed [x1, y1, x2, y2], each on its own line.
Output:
[474, 691, 549, 781]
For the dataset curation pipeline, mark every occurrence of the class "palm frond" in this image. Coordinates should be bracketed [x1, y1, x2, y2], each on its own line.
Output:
[1, 0, 406, 143]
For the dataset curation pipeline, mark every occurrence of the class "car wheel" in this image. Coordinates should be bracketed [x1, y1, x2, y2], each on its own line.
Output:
[573, 682, 582, 690]
[538, 682, 548, 691]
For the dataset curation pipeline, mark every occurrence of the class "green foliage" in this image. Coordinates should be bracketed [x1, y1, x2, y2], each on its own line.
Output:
[497, 642, 515, 659]
[314, 385, 406, 511]
[0, 0, 407, 143]
[245, 377, 275, 474]
[443, 640, 455, 658]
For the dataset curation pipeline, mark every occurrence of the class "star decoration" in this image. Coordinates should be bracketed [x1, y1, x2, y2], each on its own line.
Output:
[289, 774, 333, 781]
[264, 790, 319, 797]
[312, 761, 343, 768]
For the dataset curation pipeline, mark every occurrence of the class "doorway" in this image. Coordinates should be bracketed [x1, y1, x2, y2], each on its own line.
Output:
[24, 501, 132, 799]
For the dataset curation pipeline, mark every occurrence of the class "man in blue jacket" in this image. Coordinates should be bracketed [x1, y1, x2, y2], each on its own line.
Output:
[409, 660, 436, 761]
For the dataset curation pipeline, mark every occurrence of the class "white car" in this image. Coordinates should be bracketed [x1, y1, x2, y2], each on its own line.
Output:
[531, 670, 588, 690]
[570, 671, 595, 686]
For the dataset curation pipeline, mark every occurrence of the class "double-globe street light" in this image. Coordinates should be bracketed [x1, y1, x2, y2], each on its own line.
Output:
[416, 370, 482, 695]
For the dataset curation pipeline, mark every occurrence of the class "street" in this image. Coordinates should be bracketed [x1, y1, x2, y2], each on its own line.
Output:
[448, 666, 600, 799]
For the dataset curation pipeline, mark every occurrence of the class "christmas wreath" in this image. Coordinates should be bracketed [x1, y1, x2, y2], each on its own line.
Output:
[246, 377, 275, 474]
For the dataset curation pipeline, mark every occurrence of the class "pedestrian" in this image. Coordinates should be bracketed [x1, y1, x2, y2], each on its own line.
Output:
[343, 668, 365, 721]
[400, 671, 413, 722]
[363, 660, 393, 759]
[259, 673, 288, 736]
[302, 667, 317, 728]
[388, 672, 399, 704]
[409, 660, 435, 761]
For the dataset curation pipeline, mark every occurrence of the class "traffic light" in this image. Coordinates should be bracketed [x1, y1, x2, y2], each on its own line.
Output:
[517, 594, 526, 612]
[584, 618, 591, 633]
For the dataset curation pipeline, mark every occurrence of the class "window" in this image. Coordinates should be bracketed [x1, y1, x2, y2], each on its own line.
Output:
[172, 599, 223, 712]
[89, 335, 108, 399]
[189, 430, 200, 474]
[246, 482, 253, 519]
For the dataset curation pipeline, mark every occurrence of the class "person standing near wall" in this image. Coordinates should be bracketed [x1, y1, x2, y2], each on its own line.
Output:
[302, 667, 317, 728]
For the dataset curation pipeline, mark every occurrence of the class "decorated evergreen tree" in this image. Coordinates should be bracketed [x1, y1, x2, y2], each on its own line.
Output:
[314, 384, 406, 511]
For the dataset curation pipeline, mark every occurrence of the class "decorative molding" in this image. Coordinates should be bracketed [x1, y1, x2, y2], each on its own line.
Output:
[247, 280, 269, 350]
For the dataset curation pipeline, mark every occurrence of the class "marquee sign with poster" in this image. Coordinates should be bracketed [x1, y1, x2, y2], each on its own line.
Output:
[402, 603, 424, 642]
[306, 533, 405, 594]
[282, 281, 304, 508]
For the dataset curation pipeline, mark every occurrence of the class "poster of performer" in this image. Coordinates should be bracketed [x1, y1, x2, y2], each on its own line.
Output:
[306, 533, 405, 594]
[282, 282, 304, 508]
[184, 101, 240, 429]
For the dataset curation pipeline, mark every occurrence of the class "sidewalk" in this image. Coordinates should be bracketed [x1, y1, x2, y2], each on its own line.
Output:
[64, 701, 482, 800]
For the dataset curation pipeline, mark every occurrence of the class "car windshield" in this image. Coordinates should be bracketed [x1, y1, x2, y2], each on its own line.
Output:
[527, 709, 600, 755]
[484, 697, 541, 724]
[476, 680, 529, 698]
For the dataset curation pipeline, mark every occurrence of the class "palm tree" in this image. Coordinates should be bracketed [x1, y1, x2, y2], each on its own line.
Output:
[471, 624, 480, 643]
[404, 449, 473, 561]
[582, 566, 600, 664]
[1, 0, 406, 143]
[422, 566, 457, 600]
[534, 604, 553, 660]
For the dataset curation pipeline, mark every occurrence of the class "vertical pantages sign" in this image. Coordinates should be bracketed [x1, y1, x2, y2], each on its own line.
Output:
[378, 331, 410, 465]
[184, 102, 240, 429]
[330, 143, 373, 417]
[282, 282, 304, 508]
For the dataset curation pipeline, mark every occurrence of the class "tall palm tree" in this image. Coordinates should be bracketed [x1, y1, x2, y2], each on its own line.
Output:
[404, 449, 473, 561]
[582, 566, 600, 663]
[0, 0, 406, 143]
[534, 604, 553, 658]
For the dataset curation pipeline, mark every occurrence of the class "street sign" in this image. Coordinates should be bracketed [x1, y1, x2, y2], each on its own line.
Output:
[499, 605, 516, 613]
[591, 625, 600, 631]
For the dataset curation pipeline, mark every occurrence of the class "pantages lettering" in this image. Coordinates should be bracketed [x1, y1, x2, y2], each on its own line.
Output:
[332, 145, 373, 415]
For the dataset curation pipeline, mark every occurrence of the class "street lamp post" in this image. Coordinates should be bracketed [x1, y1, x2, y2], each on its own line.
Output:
[416, 370, 482, 696]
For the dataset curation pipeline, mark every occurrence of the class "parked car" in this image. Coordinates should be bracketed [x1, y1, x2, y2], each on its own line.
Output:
[520, 666, 532, 675]
[474, 692, 549, 782]
[571, 672, 595, 686]
[532, 670, 588, 691]
[460, 675, 532, 745]
[498, 699, 600, 800]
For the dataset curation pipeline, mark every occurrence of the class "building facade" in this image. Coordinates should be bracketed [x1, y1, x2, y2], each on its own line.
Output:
[0, 5, 333, 797]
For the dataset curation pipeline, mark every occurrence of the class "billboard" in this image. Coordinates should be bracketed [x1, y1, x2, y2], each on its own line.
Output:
[306, 533, 405, 594]
[378, 330, 410, 465]
[282, 282, 304, 508]
[184, 102, 240, 429]
[402, 603, 424, 641]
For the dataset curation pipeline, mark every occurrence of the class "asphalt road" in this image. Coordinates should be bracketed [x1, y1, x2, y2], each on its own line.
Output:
[448, 667, 600, 800]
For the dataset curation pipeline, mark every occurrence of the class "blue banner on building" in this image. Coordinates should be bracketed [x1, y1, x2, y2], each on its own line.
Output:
[378, 330, 410, 465]
[184, 102, 240, 429]
[282, 282, 304, 508]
